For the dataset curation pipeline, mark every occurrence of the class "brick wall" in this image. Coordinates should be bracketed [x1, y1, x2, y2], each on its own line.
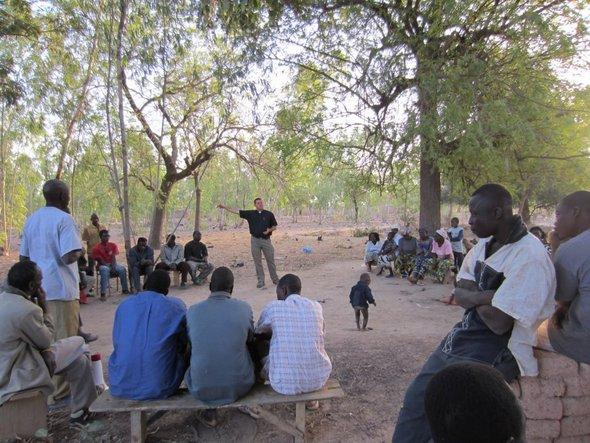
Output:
[510, 349, 590, 443]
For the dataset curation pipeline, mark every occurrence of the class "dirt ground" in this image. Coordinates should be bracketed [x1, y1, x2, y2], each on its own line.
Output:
[1, 222, 464, 443]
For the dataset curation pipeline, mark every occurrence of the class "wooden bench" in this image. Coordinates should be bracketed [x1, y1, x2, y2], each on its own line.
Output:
[90, 379, 345, 442]
[0, 390, 47, 440]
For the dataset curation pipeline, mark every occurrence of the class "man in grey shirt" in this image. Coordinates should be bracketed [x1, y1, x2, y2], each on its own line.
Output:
[538, 191, 590, 363]
[185, 267, 255, 410]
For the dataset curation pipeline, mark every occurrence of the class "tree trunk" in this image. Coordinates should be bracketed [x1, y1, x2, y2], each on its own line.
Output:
[417, 70, 441, 234]
[193, 173, 201, 232]
[520, 195, 531, 225]
[352, 194, 359, 224]
[0, 103, 7, 252]
[148, 177, 173, 248]
[117, 0, 132, 253]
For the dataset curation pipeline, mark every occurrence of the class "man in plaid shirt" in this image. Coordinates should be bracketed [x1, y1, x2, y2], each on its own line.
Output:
[255, 274, 332, 397]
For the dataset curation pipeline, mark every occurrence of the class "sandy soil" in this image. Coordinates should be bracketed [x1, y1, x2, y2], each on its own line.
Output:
[1, 223, 464, 442]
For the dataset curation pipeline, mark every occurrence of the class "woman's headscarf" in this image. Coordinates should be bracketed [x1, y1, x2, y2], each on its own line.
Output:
[435, 228, 450, 241]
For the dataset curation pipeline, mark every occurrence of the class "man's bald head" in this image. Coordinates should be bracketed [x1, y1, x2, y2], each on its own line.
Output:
[43, 179, 70, 210]
[555, 190, 590, 240]
[210, 266, 234, 293]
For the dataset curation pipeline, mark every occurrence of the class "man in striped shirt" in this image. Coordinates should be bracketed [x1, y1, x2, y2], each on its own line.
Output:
[255, 274, 332, 398]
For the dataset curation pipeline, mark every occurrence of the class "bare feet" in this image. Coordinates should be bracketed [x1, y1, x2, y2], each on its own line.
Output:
[306, 400, 320, 411]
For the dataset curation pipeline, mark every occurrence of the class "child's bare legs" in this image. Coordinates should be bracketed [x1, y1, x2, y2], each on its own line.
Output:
[354, 308, 361, 330]
[361, 308, 369, 330]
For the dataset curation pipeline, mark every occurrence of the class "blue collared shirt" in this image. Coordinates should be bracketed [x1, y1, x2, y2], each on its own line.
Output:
[108, 290, 187, 400]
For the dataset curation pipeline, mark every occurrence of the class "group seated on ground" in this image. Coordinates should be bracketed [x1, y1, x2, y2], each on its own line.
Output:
[364, 225, 457, 284]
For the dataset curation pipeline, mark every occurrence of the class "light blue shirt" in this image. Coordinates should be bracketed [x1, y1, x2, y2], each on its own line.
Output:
[109, 291, 187, 400]
[185, 292, 255, 406]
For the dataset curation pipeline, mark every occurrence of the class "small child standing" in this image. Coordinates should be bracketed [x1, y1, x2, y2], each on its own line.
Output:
[349, 273, 376, 331]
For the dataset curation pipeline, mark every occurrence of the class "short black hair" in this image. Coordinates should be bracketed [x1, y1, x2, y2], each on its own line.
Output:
[8, 260, 39, 292]
[210, 267, 234, 292]
[193, 230, 201, 236]
[166, 233, 176, 242]
[369, 232, 380, 241]
[471, 183, 513, 208]
[99, 229, 109, 237]
[278, 273, 301, 294]
[42, 179, 68, 202]
[143, 270, 171, 294]
[137, 237, 147, 243]
[451, 217, 459, 223]
[425, 362, 524, 443]
[529, 226, 546, 240]
[254, 197, 262, 204]
[562, 191, 590, 214]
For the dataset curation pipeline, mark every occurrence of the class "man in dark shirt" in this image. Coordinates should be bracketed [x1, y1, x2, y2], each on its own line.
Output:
[218, 198, 279, 288]
[184, 230, 214, 285]
[128, 237, 154, 293]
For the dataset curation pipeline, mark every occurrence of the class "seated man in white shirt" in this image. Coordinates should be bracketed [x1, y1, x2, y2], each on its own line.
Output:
[393, 183, 555, 443]
[254, 274, 332, 404]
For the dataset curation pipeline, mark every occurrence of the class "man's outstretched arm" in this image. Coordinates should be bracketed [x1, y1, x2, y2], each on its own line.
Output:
[217, 203, 240, 215]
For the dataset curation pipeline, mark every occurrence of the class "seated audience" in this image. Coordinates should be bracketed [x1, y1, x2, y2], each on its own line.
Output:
[393, 184, 555, 443]
[376, 231, 397, 276]
[184, 230, 214, 285]
[109, 270, 187, 400]
[409, 229, 453, 284]
[425, 362, 525, 443]
[364, 232, 382, 272]
[92, 230, 129, 299]
[392, 227, 402, 245]
[417, 228, 433, 255]
[128, 237, 154, 293]
[255, 273, 332, 396]
[0, 261, 97, 424]
[394, 228, 418, 278]
[529, 226, 552, 255]
[537, 191, 590, 363]
[185, 267, 255, 406]
[156, 234, 192, 288]
[448, 217, 465, 270]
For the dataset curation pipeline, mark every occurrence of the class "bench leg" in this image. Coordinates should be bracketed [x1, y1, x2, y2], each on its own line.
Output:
[295, 402, 306, 443]
[130, 411, 147, 443]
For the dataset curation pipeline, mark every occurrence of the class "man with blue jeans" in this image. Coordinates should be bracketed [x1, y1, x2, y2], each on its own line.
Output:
[393, 184, 555, 442]
[91, 230, 129, 300]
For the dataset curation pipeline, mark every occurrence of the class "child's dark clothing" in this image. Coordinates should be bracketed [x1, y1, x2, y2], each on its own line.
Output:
[349, 281, 375, 308]
[349, 281, 375, 330]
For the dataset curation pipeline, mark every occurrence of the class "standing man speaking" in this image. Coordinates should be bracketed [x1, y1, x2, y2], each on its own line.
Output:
[218, 198, 279, 289]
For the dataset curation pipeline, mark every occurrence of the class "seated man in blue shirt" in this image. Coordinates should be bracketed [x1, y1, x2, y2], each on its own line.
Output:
[108, 270, 188, 400]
